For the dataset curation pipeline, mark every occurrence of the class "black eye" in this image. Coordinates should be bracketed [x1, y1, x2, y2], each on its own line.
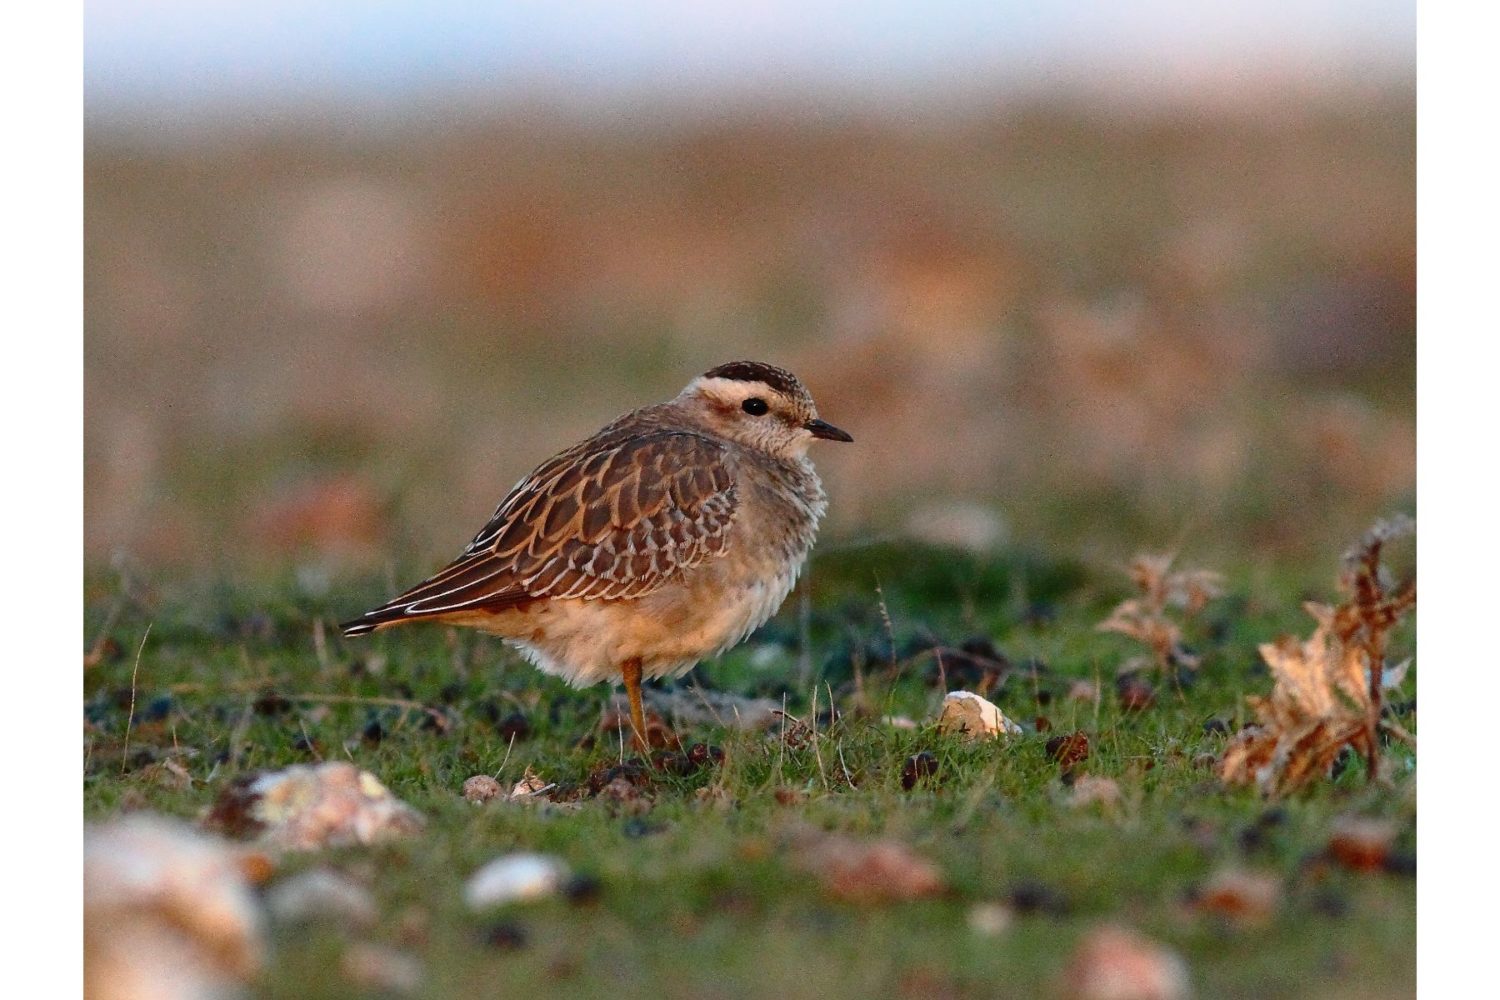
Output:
[741, 397, 769, 416]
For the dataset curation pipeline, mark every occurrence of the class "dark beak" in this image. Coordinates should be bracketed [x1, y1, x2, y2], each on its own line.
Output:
[805, 418, 853, 443]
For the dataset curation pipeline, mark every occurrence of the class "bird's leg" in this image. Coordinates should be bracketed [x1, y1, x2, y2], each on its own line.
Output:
[621, 656, 648, 750]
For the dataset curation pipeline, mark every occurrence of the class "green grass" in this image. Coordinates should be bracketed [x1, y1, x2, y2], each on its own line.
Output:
[83, 545, 1415, 999]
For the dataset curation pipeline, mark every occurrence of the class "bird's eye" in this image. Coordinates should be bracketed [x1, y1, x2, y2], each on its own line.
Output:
[742, 397, 769, 416]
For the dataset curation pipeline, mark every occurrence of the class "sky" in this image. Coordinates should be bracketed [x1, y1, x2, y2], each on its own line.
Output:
[85, 1, 1414, 122]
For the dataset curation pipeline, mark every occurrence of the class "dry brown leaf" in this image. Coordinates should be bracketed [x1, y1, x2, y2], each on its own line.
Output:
[1219, 518, 1414, 797]
[1217, 613, 1373, 795]
[1098, 553, 1222, 673]
[509, 765, 552, 799]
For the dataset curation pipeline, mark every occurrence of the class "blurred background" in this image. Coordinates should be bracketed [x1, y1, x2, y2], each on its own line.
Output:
[84, 1, 1415, 585]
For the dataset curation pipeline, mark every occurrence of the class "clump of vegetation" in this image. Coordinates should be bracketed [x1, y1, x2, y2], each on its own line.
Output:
[1219, 516, 1415, 796]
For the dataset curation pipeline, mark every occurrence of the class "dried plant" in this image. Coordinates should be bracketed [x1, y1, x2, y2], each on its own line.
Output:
[1097, 553, 1224, 674]
[1219, 516, 1414, 796]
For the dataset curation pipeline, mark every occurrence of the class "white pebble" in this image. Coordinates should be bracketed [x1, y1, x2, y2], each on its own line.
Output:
[464, 854, 569, 910]
[936, 691, 1022, 739]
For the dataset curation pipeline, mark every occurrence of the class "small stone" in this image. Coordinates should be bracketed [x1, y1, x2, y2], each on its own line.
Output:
[266, 868, 377, 928]
[1191, 868, 1281, 926]
[204, 761, 424, 851]
[883, 715, 918, 730]
[464, 854, 569, 910]
[463, 774, 503, 804]
[796, 832, 946, 903]
[1310, 887, 1351, 918]
[480, 921, 529, 950]
[85, 816, 265, 1000]
[1327, 816, 1399, 872]
[1068, 775, 1122, 810]
[936, 691, 1022, 740]
[967, 902, 1014, 936]
[395, 905, 431, 947]
[494, 712, 533, 742]
[1064, 925, 1191, 1000]
[1383, 851, 1417, 876]
[1067, 680, 1101, 703]
[1009, 880, 1070, 917]
[341, 943, 421, 994]
[562, 873, 603, 905]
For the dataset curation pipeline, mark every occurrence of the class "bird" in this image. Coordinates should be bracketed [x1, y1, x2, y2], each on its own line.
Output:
[341, 361, 852, 745]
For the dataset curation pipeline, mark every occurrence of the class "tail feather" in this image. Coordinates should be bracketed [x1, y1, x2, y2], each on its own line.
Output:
[339, 593, 526, 638]
[338, 602, 441, 638]
[339, 617, 382, 637]
[338, 605, 446, 638]
[342, 556, 533, 638]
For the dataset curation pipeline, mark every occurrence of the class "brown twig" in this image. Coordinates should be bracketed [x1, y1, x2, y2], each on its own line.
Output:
[1343, 524, 1415, 784]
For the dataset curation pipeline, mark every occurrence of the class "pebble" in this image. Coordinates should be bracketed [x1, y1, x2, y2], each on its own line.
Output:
[464, 854, 570, 910]
[936, 691, 1022, 740]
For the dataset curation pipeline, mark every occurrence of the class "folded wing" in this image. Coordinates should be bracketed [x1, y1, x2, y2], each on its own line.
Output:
[341, 431, 738, 635]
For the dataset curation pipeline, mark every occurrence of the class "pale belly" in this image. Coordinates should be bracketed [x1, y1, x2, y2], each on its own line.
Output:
[461, 554, 804, 687]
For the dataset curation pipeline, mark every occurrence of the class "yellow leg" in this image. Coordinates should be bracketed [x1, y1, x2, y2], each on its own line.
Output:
[622, 657, 647, 749]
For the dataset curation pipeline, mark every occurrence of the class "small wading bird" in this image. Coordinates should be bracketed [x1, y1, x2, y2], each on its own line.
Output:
[342, 361, 851, 746]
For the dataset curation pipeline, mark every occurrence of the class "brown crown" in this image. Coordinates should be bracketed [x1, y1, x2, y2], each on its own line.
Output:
[702, 361, 803, 397]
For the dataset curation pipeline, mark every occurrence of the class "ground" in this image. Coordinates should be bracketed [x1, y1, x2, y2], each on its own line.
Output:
[83, 541, 1416, 999]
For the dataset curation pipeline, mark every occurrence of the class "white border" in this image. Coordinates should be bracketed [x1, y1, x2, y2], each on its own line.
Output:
[1415, 1, 1498, 995]
[8, 0, 83, 992]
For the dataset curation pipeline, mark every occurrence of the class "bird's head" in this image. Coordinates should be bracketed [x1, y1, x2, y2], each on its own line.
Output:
[676, 360, 852, 460]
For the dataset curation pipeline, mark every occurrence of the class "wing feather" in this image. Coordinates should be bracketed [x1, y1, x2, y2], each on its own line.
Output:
[341, 430, 738, 634]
